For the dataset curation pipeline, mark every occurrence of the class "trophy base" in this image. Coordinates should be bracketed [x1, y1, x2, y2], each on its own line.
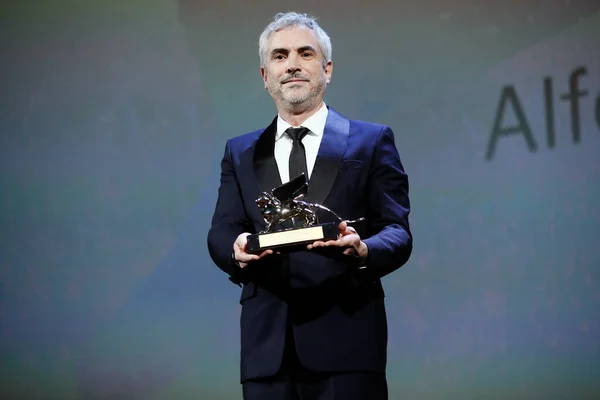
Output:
[246, 222, 339, 253]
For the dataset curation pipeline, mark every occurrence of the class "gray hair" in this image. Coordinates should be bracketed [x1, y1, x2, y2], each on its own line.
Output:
[259, 12, 332, 69]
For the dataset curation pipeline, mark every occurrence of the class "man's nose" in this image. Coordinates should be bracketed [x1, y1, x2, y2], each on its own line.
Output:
[285, 54, 301, 73]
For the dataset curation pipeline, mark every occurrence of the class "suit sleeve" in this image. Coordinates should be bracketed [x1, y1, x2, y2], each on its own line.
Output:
[207, 140, 253, 286]
[361, 126, 413, 278]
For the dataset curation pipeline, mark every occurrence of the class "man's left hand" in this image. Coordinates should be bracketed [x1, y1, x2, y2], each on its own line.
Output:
[307, 221, 368, 266]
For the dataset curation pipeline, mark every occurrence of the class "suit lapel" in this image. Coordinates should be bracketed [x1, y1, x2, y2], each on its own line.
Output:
[252, 117, 282, 195]
[305, 107, 350, 205]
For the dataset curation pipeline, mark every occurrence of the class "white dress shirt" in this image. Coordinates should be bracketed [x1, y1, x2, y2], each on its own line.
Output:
[274, 102, 328, 183]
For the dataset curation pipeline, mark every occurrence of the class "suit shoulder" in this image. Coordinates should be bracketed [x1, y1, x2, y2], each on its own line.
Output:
[348, 119, 393, 142]
[329, 107, 389, 133]
[349, 119, 390, 132]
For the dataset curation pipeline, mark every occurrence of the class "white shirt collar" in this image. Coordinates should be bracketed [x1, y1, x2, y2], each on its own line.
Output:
[275, 102, 329, 141]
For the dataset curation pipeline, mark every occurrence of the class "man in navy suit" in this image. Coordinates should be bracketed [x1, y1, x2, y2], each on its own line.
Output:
[207, 11, 412, 400]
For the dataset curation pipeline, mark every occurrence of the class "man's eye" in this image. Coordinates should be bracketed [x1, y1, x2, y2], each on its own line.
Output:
[274, 54, 285, 60]
[302, 52, 313, 57]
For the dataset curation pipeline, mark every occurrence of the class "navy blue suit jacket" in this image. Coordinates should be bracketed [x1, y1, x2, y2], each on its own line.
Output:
[207, 107, 412, 383]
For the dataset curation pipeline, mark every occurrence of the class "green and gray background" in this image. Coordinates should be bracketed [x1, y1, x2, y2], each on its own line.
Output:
[1, 1, 599, 398]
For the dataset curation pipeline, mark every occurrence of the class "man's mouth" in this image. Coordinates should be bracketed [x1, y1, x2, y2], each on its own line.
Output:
[282, 78, 308, 84]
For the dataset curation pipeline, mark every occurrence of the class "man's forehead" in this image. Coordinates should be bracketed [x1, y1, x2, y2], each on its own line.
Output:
[267, 26, 320, 50]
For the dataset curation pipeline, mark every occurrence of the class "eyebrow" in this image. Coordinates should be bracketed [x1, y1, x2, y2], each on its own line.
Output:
[270, 45, 318, 56]
[296, 46, 317, 54]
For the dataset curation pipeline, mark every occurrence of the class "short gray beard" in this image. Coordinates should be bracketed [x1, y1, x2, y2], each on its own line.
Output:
[273, 79, 324, 111]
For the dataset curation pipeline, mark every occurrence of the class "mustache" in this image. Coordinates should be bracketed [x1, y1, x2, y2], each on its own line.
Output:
[280, 74, 310, 84]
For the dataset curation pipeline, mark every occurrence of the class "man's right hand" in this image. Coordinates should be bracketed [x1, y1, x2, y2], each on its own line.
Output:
[233, 233, 274, 269]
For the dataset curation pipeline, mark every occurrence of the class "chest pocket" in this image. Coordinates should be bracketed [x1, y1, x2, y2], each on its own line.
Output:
[340, 159, 363, 171]
[337, 160, 363, 184]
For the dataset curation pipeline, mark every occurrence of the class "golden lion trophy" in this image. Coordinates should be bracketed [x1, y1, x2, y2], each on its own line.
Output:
[246, 174, 364, 253]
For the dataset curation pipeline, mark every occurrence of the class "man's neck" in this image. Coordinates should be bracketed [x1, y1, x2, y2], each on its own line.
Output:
[278, 101, 324, 127]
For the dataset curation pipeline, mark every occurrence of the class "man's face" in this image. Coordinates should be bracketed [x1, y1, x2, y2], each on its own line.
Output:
[261, 27, 333, 111]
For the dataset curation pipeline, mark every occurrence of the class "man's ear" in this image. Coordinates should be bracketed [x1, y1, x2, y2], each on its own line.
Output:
[260, 66, 268, 89]
[324, 60, 333, 84]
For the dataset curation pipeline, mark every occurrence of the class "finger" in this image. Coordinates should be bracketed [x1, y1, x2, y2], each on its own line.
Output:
[339, 227, 357, 238]
[308, 240, 334, 250]
[343, 248, 355, 256]
[234, 246, 251, 259]
[257, 249, 273, 259]
[338, 220, 347, 233]
[237, 254, 260, 263]
[234, 233, 250, 250]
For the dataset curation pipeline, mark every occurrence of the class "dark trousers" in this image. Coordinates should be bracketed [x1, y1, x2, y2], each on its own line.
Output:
[242, 324, 388, 400]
